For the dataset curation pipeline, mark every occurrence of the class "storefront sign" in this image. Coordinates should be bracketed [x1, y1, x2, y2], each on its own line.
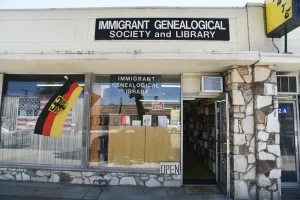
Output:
[111, 75, 161, 95]
[95, 18, 230, 40]
[266, 0, 300, 38]
[160, 162, 181, 175]
[152, 102, 164, 110]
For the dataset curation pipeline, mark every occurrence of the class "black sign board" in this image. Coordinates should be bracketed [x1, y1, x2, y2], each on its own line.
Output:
[95, 18, 230, 41]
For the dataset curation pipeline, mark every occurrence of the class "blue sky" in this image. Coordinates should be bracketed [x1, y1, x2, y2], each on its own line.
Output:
[0, 0, 264, 9]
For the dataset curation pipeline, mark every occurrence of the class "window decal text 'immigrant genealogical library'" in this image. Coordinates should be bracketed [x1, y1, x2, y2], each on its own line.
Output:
[95, 18, 230, 40]
[111, 75, 161, 95]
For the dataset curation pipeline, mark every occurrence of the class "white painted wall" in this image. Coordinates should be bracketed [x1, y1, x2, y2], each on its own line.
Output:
[0, 7, 250, 53]
[247, 4, 268, 52]
[0, 5, 299, 54]
[286, 28, 300, 53]
[246, 3, 300, 54]
[182, 73, 222, 97]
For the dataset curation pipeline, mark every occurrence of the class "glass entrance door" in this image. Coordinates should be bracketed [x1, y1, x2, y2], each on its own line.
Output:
[279, 101, 299, 184]
[215, 93, 230, 197]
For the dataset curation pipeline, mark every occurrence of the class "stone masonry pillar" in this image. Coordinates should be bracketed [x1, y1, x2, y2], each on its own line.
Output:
[254, 65, 281, 200]
[225, 66, 256, 199]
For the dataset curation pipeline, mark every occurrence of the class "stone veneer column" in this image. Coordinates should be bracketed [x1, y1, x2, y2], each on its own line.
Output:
[225, 66, 256, 199]
[254, 65, 281, 200]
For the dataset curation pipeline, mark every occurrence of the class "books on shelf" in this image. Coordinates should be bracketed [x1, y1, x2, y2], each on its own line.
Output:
[184, 99, 217, 174]
[202, 132, 208, 139]
[193, 130, 198, 136]
[199, 140, 203, 146]
[211, 128, 215, 137]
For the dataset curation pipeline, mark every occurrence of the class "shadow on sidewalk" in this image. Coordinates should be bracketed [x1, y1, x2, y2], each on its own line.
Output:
[0, 180, 230, 200]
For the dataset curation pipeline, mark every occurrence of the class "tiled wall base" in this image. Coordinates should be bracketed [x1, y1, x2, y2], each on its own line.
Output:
[0, 168, 181, 187]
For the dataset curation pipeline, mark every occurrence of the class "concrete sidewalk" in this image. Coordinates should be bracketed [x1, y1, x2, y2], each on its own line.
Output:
[0, 181, 230, 200]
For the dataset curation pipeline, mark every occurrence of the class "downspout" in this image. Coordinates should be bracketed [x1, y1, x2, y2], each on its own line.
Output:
[246, 4, 251, 51]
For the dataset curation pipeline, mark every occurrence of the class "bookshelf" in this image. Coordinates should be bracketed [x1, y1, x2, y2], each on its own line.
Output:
[184, 99, 216, 174]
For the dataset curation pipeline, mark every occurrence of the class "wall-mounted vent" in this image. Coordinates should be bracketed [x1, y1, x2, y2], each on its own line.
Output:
[277, 75, 298, 93]
[201, 76, 223, 92]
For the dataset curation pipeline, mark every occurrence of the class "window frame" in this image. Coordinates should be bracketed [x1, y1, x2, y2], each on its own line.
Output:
[0, 72, 178, 173]
[87, 74, 182, 172]
[0, 73, 86, 169]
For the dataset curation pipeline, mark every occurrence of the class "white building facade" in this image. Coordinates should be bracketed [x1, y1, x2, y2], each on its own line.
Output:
[0, 3, 300, 200]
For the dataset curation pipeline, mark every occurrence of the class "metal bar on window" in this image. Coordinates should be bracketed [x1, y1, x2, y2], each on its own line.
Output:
[81, 73, 92, 169]
[215, 100, 218, 183]
[180, 73, 183, 186]
[0, 73, 4, 148]
[293, 100, 300, 184]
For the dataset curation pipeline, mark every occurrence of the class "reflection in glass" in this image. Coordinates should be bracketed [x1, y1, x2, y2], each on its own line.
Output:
[279, 103, 297, 182]
[89, 75, 181, 168]
[0, 75, 84, 166]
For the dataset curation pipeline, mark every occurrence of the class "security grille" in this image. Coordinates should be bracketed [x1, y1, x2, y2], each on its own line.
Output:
[277, 75, 298, 93]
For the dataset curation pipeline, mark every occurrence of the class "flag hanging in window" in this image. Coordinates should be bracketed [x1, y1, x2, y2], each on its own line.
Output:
[34, 79, 83, 138]
[16, 97, 72, 133]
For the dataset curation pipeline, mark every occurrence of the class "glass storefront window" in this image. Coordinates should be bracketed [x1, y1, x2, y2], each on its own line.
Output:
[0, 74, 84, 166]
[89, 74, 181, 168]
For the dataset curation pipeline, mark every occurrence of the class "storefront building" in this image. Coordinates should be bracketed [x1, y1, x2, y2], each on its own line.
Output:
[1, 2, 300, 200]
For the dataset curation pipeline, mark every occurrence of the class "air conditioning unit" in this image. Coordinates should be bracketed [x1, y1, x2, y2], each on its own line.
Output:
[277, 75, 298, 94]
[201, 76, 223, 92]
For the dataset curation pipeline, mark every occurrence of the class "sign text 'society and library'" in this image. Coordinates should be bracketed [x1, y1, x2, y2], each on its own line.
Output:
[95, 18, 230, 40]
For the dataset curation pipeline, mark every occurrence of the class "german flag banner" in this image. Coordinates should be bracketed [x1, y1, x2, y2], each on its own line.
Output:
[34, 79, 83, 138]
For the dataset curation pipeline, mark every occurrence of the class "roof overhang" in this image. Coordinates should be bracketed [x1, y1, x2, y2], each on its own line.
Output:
[258, 52, 300, 72]
[0, 51, 259, 74]
[1, 51, 300, 74]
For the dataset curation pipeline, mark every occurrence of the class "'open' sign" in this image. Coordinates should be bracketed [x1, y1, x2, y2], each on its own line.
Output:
[160, 162, 181, 175]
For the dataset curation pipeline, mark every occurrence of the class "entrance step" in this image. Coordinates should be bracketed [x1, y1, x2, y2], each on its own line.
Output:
[184, 185, 222, 195]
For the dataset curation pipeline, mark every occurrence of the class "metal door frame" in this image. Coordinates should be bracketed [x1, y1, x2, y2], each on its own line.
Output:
[279, 100, 300, 187]
[215, 93, 230, 197]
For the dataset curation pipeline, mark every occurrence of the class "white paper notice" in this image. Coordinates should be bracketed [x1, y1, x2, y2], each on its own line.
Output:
[143, 115, 152, 126]
[158, 116, 167, 127]
[132, 120, 141, 126]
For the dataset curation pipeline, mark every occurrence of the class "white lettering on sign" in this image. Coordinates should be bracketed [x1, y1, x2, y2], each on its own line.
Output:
[111, 75, 160, 95]
[160, 162, 181, 175]
[278, 108, 288, 114]
[175, 30, 216, 39]
[153, 20, 226, 30]
[95, 18, 230, 41]
[99, 20, 150, 30]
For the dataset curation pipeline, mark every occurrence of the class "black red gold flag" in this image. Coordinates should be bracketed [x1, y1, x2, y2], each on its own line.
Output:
[34, 80, 83, 138]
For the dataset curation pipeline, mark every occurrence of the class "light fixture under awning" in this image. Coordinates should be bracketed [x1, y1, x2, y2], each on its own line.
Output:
[37, 84, 85, 87]
[161, 85, 181, 88]
[139, 100, 179, 103]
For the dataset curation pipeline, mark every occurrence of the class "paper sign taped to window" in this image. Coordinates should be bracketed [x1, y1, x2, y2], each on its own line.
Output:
[152, 102, 164, 110]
